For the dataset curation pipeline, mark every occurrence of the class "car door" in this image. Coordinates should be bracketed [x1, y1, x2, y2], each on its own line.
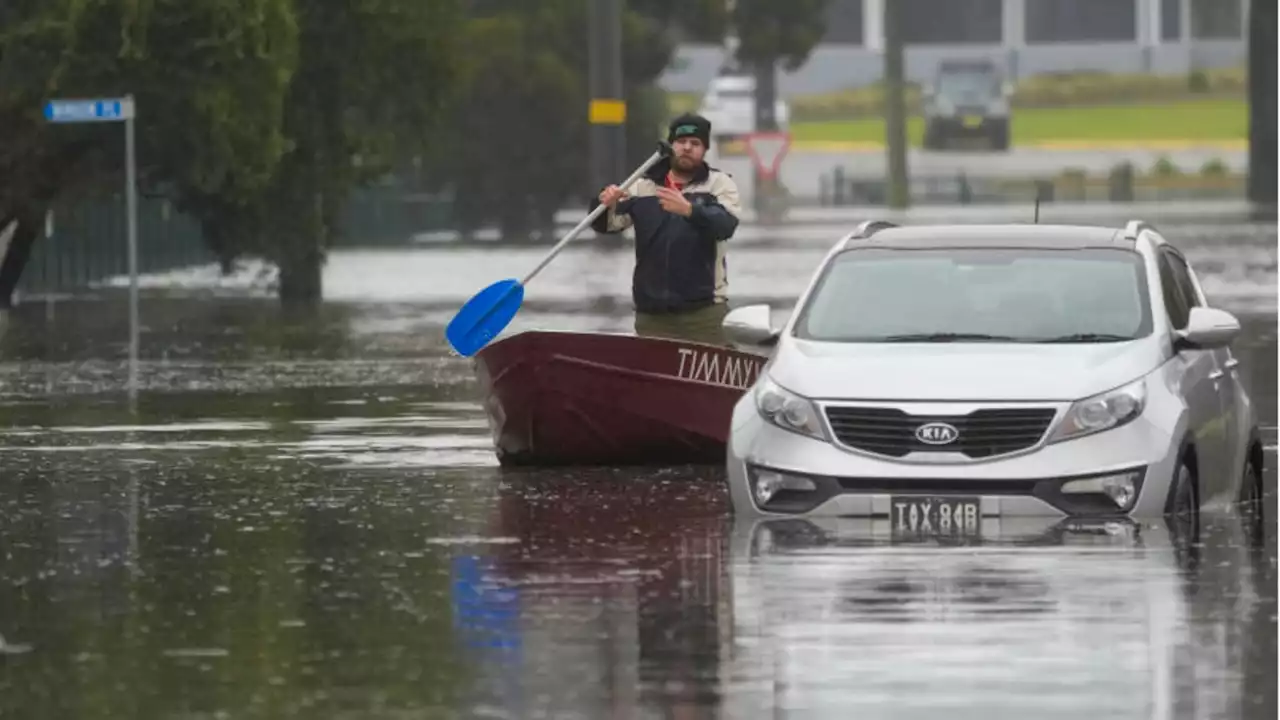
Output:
[1165, 248, 1241, 501]
[1157, 247, 1229, 504]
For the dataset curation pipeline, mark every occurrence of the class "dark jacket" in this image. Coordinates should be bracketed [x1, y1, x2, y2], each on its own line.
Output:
[589, 159, 741, 314]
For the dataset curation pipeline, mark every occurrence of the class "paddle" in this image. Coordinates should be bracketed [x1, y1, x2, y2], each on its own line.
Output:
[445, 140, 673, 357]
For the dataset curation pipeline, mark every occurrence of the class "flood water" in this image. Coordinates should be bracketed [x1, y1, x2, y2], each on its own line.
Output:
[0, 219, 1275, 719]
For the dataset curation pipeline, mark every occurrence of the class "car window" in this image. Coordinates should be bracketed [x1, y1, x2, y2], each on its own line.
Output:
[935, 68, 1000, 99]
[1164, 250, 1204, 310]
[793, 247, 1153, 343]
[1156, 250, 1192, 329]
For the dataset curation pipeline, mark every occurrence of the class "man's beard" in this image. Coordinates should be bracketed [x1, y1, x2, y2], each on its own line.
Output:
[672, 155, 698, 172]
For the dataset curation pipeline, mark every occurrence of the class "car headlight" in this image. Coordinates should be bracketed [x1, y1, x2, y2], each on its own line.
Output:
[1046, 379, 1147, 444]
[754, 375, 825, 440]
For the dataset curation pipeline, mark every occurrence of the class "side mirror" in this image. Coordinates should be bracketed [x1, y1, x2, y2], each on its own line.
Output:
[1174, 307, 1241, 351]
[724, 303, 779, 347]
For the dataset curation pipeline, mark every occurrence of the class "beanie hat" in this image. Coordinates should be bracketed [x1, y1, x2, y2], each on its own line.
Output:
[667, 113, 712, 147]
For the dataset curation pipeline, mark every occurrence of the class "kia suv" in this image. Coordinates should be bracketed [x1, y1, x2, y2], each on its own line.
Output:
[722, 220, 1264, 540]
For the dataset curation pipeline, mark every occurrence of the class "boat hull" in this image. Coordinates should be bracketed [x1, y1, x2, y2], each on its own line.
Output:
[473, 331, 768, 466]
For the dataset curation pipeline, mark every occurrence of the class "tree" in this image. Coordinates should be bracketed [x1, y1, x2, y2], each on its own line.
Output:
[436, 0, 696, 242]
[731, 0, 831, 132]
[721, 0, 830, 218]
[225, 0, 468, 308]
[0, 0, 299, 306]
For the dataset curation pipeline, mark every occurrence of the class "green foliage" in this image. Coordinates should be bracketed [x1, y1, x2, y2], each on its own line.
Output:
[732, 0, 831, 71]
[0, 0, 468, 305]
[200, 0, 470, 303]
[436, 0, 694, 240]
[1151, 156, 1181, 176]
[0, 0, 298, 210]
[1201, 157, 1230, 176]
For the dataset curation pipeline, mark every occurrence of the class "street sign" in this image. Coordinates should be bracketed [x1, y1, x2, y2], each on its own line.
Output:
[43, 94, 141, 404]
[44, 97, 135, 123]
[744, 131, 792, 180]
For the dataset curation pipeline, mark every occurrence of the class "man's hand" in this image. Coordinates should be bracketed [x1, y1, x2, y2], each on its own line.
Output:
[656, 187, 693, 217]
[599, 184, 629, 208]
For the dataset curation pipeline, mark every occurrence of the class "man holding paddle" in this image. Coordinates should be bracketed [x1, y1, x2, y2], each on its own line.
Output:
[592, 113, 742, 347]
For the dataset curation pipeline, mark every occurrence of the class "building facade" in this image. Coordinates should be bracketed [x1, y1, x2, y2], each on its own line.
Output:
[658, 0, 1249, 96]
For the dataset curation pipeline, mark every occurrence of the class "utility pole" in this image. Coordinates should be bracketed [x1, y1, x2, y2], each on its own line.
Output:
[588, 0, 626, 197]
[1247, 0, 1277, 211]
[883, 0, 910, 209]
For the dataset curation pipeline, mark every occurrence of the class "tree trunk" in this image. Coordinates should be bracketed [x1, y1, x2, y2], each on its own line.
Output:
[277, 240, 323, 309]
[498, 197, 530, 242]
[753, 58, 779, 132]
[0, 140, 96, 305]
[276, 191, 325, 310]
[752, 58, 781, 218]
[1247, 0, 1277, 211]
[0, 205, 45, 307]
[883, 0, 910, 210]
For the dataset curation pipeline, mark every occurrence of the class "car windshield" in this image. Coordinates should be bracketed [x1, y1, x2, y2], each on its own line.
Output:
[794, 247, 1153, 343]
[936, 68, 1000, 98]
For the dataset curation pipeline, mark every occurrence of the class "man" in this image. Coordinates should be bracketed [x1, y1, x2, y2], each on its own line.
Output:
[591, 113, 742, 347]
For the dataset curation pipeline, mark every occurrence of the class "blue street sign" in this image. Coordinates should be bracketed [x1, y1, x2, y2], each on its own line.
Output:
[44, 98, 134, 123]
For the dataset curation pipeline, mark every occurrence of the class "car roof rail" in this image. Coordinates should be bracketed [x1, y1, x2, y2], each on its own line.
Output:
[841, 220, 898, 248]
[1122, 220, 1153, 240]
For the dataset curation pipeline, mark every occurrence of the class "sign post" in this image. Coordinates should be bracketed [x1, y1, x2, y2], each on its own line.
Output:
[44, 96, 139, 404]
[744, 131, 792, 223]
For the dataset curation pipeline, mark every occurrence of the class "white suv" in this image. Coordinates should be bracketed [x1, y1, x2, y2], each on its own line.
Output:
[722, 220, 1264, 539]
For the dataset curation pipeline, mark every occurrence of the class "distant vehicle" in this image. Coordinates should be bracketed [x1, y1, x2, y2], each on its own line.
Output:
[720, 219, 1265, 539]
[921, 59, 1013, 151]
[697, 73, 790, 145]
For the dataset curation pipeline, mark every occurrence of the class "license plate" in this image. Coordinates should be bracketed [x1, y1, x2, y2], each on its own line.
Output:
[962, 116, 982, 128]
[890, 495, 982, 540]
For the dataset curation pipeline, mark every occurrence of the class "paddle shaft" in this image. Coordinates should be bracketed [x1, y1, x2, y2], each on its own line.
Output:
[519, 145, 669, 286]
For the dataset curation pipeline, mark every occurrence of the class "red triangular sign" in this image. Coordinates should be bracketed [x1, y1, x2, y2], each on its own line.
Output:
[745, 132, 791, 178]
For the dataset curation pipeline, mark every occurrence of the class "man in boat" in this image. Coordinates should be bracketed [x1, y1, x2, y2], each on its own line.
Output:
[591, 113, 742, 347]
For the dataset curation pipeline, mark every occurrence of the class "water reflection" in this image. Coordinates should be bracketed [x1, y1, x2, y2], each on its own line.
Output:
[724, 515, 1276, 720]
[0, 440, 1275, 719]
[462, 470, 731, 719]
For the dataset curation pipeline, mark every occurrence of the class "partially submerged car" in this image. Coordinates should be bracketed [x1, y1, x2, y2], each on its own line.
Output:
[722, 220, 1264, 538]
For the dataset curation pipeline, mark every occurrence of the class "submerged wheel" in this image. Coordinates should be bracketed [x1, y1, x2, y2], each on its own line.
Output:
[1240, 450, 1265, 546]
[1167, 458, 1200, 550]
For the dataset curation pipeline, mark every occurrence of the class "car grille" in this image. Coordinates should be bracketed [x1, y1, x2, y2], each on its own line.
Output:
[823, 406, 1058, 459]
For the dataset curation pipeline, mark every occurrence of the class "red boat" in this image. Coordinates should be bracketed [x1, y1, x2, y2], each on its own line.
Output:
[472, 330, 769, 466]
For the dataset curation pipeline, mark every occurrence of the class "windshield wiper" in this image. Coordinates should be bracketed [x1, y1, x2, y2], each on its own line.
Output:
[1036, 333, 1136, 343]
[878, 332, 1019, 343]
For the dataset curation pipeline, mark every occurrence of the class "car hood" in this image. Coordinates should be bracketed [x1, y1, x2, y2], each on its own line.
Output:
[769, 339, 1161, 402]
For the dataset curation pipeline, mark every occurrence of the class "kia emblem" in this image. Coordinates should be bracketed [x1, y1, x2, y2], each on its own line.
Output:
[915, 422, 960, 445]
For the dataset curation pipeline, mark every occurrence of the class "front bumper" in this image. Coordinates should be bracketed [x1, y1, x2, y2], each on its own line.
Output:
[726, 403, 1182, 520]
[733, 515, 1155, 556]
[928, 114, 1005, 135]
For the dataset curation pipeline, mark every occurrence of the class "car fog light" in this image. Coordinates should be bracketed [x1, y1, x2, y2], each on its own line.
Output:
[1061, 471, 1142, 510]
[753, 469, 817, 505]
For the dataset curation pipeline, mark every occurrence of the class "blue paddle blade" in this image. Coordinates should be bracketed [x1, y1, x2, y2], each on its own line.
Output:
[446, 278, 525, 357]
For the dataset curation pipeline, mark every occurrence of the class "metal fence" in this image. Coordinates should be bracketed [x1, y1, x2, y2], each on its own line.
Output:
[17, 193, 214, 297]
[13, 187, 456, 297]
